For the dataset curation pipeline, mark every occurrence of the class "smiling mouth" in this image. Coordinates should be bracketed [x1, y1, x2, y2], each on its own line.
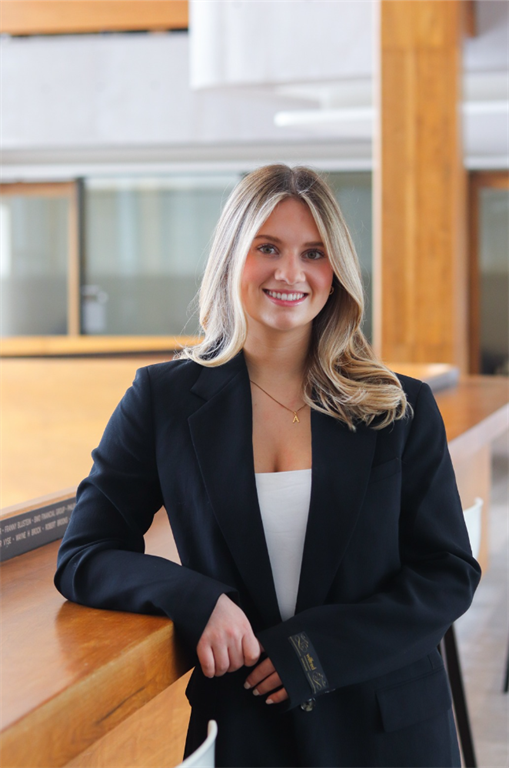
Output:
[263, 289, 307, 303]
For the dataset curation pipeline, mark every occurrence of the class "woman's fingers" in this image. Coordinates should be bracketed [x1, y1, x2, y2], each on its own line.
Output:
[244, 656, 275, 689]
[244, 658, 289, 704]
[227, 642, 246, 673]
[212, 644, 231, 676]
[265, 687, 289, 704]
[252, 671, 283, 696]
[242, 632, 262, 667]
[197, 643, 215, 678]
[197, 594, 261, 677]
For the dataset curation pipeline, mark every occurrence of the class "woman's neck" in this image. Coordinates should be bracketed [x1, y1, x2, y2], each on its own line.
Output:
[243, 327, 311, 385]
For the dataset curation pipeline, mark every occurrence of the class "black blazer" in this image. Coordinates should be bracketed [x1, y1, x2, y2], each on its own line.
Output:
[55, 352, 481, 768]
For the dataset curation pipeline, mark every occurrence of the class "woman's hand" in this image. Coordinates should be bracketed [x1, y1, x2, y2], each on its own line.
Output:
[197, 594, 261, 677]
[244, 656, 289, 704]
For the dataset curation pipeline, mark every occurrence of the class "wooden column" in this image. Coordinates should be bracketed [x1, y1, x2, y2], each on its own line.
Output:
[374, 0, 468, 368]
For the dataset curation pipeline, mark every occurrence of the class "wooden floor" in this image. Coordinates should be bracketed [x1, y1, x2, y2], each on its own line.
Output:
[455, 431, 509, 768]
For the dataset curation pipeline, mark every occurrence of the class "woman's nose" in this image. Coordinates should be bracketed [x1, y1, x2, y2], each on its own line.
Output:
[274, 253, 305, 284]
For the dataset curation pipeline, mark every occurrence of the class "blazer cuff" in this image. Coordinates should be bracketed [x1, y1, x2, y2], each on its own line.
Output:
[257, 624, 331, 711]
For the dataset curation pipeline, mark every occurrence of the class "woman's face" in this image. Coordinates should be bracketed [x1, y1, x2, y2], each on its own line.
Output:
[240, 198, 334, 337]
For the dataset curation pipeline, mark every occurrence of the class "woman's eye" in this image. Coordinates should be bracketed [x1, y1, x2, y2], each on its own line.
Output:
[305, 250, 325, 260]
[258, 244, 278, 255]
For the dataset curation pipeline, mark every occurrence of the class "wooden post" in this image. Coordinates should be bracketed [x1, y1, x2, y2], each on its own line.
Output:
[374, 0, 468, 368]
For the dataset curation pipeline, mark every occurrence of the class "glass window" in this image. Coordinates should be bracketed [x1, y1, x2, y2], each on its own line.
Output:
[83, 175, 241, 335]
[0, 190, 69, 336]
[479, 187, 509, 375]
[325, 172, 373, 341]
[1, 172, 374, 341]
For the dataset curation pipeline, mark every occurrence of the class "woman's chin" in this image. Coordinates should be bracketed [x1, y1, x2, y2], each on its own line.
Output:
[258, 316, 312, 336]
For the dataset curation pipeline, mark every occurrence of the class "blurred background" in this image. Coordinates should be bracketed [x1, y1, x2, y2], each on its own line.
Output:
[1, 5, 509, 768]
[0, 0, 507, 374]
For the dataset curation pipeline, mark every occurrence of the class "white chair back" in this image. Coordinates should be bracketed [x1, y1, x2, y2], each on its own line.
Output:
[463, 497, 483, 560]
[178, 720, 217, 768]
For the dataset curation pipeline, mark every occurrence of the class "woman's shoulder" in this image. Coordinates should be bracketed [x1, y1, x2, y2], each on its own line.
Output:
[392, 372, 426, 403]
[131, 357, 205, 400]
[390, 371, 444, 426]
[383, 371, 437, 424]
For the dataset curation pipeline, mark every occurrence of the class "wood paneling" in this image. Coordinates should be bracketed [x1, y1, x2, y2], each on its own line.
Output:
[0, 1, 188, 36]
[66, 672, 191, 768]
[375, 0, 468, 369]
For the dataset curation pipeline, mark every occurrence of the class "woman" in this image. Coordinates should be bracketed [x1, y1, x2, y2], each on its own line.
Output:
[55, 165, 481, 768]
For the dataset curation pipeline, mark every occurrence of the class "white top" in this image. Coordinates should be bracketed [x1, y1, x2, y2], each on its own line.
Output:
[255, 469, 312, 621]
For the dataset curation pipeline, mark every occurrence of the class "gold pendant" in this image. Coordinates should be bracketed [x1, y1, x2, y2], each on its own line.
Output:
[293, 413, 300, 423]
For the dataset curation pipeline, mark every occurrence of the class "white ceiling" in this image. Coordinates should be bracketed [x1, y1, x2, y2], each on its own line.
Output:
[189, 0, 508, 167]
[1, 1, 507, 179]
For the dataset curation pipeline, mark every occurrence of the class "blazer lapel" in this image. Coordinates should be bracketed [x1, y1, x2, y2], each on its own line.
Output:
[295, 410, 378, 613]
[188, 354, 281, 627]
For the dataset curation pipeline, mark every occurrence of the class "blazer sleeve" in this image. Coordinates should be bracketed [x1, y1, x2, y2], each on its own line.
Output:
[257, 382, 482, 710]
[54, 367, 236, 649]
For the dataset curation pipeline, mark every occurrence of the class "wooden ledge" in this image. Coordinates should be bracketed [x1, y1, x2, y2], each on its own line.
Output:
[0, 336, 201, 358]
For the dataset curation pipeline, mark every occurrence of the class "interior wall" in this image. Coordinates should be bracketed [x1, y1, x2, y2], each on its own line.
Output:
[0, 32, 312, 150]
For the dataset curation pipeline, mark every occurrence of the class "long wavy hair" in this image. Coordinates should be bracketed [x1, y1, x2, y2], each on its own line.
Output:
[179, 165, 410, 430]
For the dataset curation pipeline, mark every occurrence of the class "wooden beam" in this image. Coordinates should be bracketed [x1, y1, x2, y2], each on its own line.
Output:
[0, 1, 188, 36]
[471, 170, 509, 191]
[463, 0, 477, 38]
[0, 182, 76, 198]
[374, 0, 468, 369]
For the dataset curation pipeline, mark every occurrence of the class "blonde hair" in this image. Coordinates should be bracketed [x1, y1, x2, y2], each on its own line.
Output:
[179, 165, 409, 430]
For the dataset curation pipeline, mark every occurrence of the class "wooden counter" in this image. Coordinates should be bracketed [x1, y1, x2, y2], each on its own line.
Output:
[1, 357, 171, 508]
[0, 508, 192, 768]
[1, 364, 507, 767]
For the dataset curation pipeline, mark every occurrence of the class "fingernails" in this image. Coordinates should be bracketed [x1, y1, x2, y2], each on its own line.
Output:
[244, 681, 252, 690]
[252, 689, 260, 696]
[266, 698, 274, 705]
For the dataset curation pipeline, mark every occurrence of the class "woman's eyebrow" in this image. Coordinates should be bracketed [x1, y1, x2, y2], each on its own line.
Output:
[253, 234, 325, 247]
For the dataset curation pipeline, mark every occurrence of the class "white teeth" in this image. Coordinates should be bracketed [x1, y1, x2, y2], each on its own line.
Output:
[266, 290, 305, 302]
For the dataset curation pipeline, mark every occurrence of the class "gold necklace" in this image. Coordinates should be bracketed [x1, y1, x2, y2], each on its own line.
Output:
[250, 380, 307, 424]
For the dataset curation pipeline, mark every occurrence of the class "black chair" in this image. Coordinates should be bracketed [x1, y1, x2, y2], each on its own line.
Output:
[440, 625, 477, 768]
